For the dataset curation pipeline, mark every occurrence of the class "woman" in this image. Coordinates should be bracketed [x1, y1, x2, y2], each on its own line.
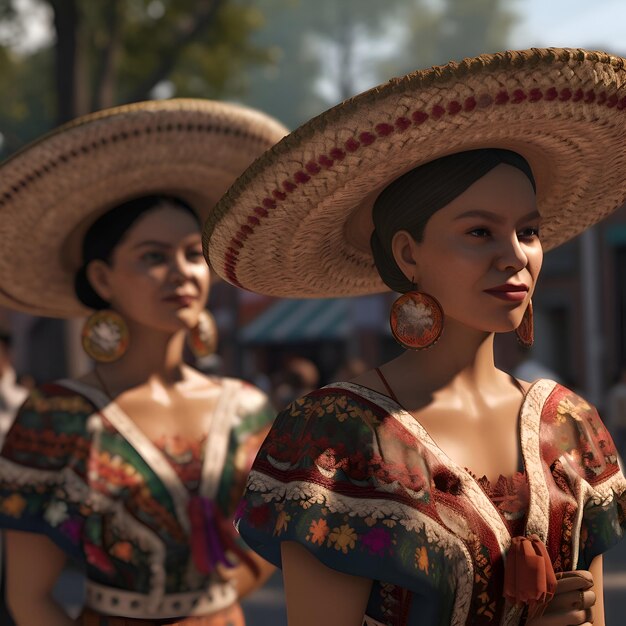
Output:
[203, 49, 626, 625]
[0, 100, 287, 625]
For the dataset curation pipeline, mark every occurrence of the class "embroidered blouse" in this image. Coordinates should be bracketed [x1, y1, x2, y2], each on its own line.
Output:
[0, 377, 274, 619]
[234, 379, 626, 626]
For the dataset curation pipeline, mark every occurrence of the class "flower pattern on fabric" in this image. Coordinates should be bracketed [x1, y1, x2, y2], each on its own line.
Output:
[0, 380, 275, 603]
[236, 382, 626, 626]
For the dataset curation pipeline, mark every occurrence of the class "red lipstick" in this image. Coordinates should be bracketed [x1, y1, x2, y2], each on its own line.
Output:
[162, 294, 197, 307]
[484, 283, 528, 302]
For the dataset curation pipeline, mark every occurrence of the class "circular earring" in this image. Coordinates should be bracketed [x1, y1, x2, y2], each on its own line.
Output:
[188, 310, 218, 358]
[81, 310, 130, 363]
[515, 299, 534, 348]
[390, 290, 444, 350]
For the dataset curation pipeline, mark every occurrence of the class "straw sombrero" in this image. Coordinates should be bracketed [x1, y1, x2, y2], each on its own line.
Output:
[203, 48, 626, 298]
[0, 99, 288, 317]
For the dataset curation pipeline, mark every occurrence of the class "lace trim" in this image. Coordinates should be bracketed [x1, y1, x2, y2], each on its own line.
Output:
[519, 379, 557, 540]
[245, 469, 474, 626]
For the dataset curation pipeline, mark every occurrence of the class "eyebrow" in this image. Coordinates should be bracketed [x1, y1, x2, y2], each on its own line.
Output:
[454, 209, 541, 224]
[132, 240, 172, 250]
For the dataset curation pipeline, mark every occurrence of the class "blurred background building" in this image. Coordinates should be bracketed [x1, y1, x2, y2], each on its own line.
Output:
[0, 0, 625, 623]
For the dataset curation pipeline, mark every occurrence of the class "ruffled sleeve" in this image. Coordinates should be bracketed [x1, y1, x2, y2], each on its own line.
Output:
[0, 383, 92, 562]
[544, 388, 626, 569]
[575, 402, 626, 569]
[234, 387, 441, 591]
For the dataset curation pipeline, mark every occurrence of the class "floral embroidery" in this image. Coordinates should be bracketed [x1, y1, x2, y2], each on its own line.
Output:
[85, 542, 116, 575]
[44, 501, 69, 526]
[0, 381, 275, 598]
[415, 546, 429, 572]
[111, 541, 134, 562]
[1, 493, 26, 517]
[362, 527, 391, 556]
[556, 396, 591, 423]
[237, 383, 626, 626]
[328, 524, 357, 553]
[60, 517, 83, 543]
[308, 518, 330, 545]
[274, 509, 291, 536]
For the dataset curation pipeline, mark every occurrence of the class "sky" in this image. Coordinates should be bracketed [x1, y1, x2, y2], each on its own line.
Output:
[510, 0, 626, 54]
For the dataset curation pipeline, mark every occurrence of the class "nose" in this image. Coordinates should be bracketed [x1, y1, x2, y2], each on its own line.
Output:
[495, 232, 528, 273]
[169, 250, 194, 284]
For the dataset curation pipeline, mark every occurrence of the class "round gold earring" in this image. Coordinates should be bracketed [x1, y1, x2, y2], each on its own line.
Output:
[188, 310, 218, 358]
[389, 290, 444, 350]
[81, 310, 130, 363]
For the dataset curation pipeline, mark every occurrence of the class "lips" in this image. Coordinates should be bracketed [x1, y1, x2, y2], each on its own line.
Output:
[484, 283, 529, 302]
[162, 294, 198, 307]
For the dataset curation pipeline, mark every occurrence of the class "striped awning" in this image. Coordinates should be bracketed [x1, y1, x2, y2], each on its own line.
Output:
[240, 298, 351, 343]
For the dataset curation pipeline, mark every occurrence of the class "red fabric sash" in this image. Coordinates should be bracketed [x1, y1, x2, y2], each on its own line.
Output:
[503, 534, 557, 619]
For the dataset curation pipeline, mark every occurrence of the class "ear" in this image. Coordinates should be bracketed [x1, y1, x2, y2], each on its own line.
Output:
[391, 230, 421, 285]
[85, 259, 114, 303]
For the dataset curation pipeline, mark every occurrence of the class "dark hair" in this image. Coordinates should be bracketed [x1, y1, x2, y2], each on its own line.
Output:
[74, 195, 200, 310]
[370, 149, 536, 293]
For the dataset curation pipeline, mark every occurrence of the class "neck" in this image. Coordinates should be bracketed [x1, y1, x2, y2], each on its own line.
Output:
[387, 318, 507, 404]
[95, 321, 188, 393]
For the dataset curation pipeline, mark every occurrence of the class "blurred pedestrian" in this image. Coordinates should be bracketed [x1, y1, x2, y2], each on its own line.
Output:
[271, 356, 320, 409]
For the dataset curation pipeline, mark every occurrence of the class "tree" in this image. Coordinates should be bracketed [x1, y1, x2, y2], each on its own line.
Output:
[383, 0, 519, 76]
[241, 0, 518, 130]
[0, 0, 272, 156]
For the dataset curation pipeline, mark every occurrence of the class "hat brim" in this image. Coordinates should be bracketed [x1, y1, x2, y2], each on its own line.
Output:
[204, 48, 626, 298]
[0, 99, 288, 317]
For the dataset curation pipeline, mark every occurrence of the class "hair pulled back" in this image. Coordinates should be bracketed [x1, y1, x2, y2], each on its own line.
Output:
[370, 149, 536, 293]
[74, 195, 199, 310]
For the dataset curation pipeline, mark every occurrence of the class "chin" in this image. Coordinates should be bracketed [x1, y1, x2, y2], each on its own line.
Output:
[489, 315, 524, 334]
[172, 308, 200, 329]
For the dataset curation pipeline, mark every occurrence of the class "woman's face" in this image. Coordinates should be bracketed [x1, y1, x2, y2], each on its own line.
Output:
[393, 164, 542, 334]
[88, 204, 210, 333]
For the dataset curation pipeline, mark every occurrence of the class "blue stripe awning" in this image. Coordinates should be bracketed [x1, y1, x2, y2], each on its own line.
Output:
[240, 298, 351, 343]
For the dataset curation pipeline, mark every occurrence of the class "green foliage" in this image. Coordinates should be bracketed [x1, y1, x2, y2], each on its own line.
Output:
[0, 0, 520, 158]
[0, 0, 272, 158]
[0, 46, 54, 156]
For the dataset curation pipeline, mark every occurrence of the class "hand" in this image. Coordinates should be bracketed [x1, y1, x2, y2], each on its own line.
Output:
[215, 562, 238, 587]
[526, 570, 595, 625]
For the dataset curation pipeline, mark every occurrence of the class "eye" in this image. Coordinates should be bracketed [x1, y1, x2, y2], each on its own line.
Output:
[468, 227, 491, 238]
[141, 250, 167, 264]
[187, 248, 204, 262]
[518, 227, 540, 240]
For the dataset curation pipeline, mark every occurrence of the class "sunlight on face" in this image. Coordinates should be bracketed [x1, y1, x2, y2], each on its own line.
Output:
[104, 204, 210, 333]
[410, 164, 542, 333]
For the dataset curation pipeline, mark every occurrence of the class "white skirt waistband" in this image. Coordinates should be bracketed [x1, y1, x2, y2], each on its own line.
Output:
[85, 580, 237, 619]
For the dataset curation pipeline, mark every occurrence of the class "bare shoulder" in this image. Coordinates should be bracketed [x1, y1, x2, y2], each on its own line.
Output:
[347, 369, 388, 396]
[184, 366, 269, 404]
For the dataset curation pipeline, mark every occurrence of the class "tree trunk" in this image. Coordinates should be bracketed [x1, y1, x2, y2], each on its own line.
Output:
[49, 0, 80, 123]
[92, 0, 122, 110]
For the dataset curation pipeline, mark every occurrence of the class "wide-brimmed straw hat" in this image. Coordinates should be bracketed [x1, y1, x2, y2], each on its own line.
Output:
[203, 48, 626, 298]
[0, 99, 288, 317]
